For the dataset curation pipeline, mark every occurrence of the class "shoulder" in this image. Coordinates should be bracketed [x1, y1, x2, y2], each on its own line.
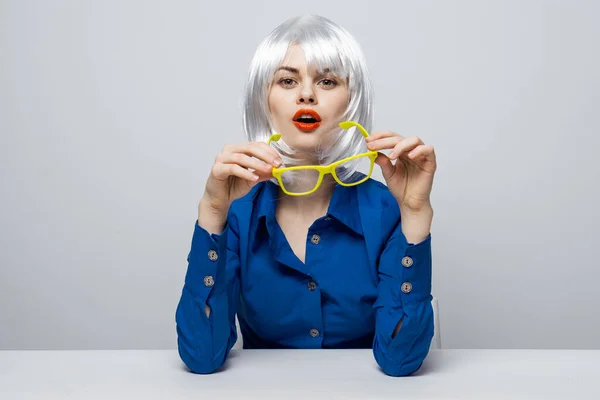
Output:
[356, 178, 400, 239]
[226, 181, 268, 227]
[356, 178, 399, 214]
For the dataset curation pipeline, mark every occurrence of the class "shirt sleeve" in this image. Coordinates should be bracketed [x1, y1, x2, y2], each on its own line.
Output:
[372, 219, 434, 376]
[175, 214, 241, 374]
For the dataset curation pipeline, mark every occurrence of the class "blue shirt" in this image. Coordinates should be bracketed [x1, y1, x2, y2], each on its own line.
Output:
[176, 178, 434, 376]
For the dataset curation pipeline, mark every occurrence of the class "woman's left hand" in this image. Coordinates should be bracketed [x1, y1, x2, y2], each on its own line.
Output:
[365, 131, 436, 213]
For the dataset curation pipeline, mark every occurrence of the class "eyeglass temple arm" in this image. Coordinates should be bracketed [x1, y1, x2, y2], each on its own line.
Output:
[338, 121, 370, 138]
[267, 133, 281, 144]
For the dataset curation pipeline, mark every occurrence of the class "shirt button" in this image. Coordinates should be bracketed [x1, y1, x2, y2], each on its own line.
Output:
[309, 328, 320, 338]
[204, 276, 214, 287]
[401, 282, 412, 294]
[310, 234, 321, 245]
[307, 281, 317, 291]
[208, 250, 218, 261]
[324, 216, 331, 221]
[401, 256, 413, 268]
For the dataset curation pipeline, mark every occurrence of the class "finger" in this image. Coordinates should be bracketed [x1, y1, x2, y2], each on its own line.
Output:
[212, 163, 260, 183]
[407, 144, 435, 161]
[366, 136, 403, 151]
[251, 142, 284, 166]
[246, 163, 274, 182]
[374, 152, 395, 180]
[389, 136, 424, 159]
[365, 130, 404, 142]
[218, 152, 273, 174]
[225, 142, 282, 167]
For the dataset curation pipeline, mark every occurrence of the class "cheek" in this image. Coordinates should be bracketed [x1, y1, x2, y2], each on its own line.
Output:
[268, 91, 289, 120]
[324, 91, 350, 115]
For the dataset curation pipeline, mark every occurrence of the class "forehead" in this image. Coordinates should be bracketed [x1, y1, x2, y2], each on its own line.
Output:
[277, 43, 342, 76]
[280, 44, 305, 64]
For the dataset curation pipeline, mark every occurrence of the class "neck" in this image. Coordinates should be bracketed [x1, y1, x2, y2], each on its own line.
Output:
[278, 176, 336, 215]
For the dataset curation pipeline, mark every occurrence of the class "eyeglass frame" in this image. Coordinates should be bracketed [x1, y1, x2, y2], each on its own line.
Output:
[266, 120, 378, 196]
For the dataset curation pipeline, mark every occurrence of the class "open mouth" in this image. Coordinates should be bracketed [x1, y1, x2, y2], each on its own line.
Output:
[293, 109, 322, 131]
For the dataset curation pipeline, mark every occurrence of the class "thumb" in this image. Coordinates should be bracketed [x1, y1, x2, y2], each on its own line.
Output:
[374, 152, 395, 181]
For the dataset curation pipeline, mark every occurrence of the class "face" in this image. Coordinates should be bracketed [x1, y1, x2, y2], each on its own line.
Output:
[268, 44, 349, 161]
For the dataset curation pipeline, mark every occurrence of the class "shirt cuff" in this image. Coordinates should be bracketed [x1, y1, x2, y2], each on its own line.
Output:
[184, 220, 228, 302]
[396, 227, 432, 304]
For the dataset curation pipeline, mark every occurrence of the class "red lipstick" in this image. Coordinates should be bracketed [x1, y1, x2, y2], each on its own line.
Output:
[292, 109, 322, 132]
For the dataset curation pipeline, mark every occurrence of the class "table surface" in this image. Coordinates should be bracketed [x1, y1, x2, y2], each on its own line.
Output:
[1, 349, 598, 399]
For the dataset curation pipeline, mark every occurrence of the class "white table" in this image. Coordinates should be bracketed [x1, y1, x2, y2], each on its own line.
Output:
[0, 349, 598, 399]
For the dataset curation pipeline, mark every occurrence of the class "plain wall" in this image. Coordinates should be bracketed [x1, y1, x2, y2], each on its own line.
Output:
[1, 0, 598, 350]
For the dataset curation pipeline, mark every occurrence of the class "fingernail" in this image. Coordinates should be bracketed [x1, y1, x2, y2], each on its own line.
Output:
[388, 152, 396, 159]
[408, 151, 416, 158]
[252, 175, 259, 181]
[273, 159, 282, 166]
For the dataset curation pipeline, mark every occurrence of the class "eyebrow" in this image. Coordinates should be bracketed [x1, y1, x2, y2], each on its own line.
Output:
[275, 66, 332, 75]
[276, 66, 299, 74]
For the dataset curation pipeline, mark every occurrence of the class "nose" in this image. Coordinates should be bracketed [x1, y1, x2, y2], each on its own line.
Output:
[297, 86, 317, 105]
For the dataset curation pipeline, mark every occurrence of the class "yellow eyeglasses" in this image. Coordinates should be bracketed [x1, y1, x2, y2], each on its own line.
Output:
[266, 121, 378, 196]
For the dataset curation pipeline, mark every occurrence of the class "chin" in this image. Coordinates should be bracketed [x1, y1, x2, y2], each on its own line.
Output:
[288, 135, 322, 150]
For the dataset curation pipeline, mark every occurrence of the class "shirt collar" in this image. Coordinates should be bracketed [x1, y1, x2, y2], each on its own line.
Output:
[255, 180, 363, 236]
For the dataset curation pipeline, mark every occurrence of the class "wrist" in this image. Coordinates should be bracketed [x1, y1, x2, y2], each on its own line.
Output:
[198, 195, 229, 235]
[200, 193, 230, 214]
[398, 198, 432, 216]
[400, 205, 433, 244]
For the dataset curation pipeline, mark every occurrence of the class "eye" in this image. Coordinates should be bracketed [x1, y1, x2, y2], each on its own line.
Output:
[319, 78, 337, 88]
[278, 78, 297, 87]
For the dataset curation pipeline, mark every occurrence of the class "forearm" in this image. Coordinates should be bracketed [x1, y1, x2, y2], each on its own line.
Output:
[374, 300, 434, 376]
[176, 220, 239, 373]
[176, 287, 233, 373]
[197, 196, 229, 318]
[392, 317, 404, 337]
[391, 206, 432, 336]
[373, 216, 434, 376]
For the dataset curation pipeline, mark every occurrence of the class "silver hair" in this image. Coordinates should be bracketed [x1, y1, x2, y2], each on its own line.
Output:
[241, 15, 374, 184]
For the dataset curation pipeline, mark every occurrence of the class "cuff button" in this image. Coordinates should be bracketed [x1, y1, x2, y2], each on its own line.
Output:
[204, 276, 215, 287]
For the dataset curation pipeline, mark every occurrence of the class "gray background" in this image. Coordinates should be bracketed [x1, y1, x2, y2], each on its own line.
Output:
[1, 0, 598, 350]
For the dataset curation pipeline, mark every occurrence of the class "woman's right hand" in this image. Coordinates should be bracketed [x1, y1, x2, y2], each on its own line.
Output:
[198, 142, 282, 234]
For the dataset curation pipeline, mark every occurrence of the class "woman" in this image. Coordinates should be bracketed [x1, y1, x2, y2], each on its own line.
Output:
[176, 14, 437, 377]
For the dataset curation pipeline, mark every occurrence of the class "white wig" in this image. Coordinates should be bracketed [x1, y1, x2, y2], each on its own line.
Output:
[241, 15, 374, 182]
